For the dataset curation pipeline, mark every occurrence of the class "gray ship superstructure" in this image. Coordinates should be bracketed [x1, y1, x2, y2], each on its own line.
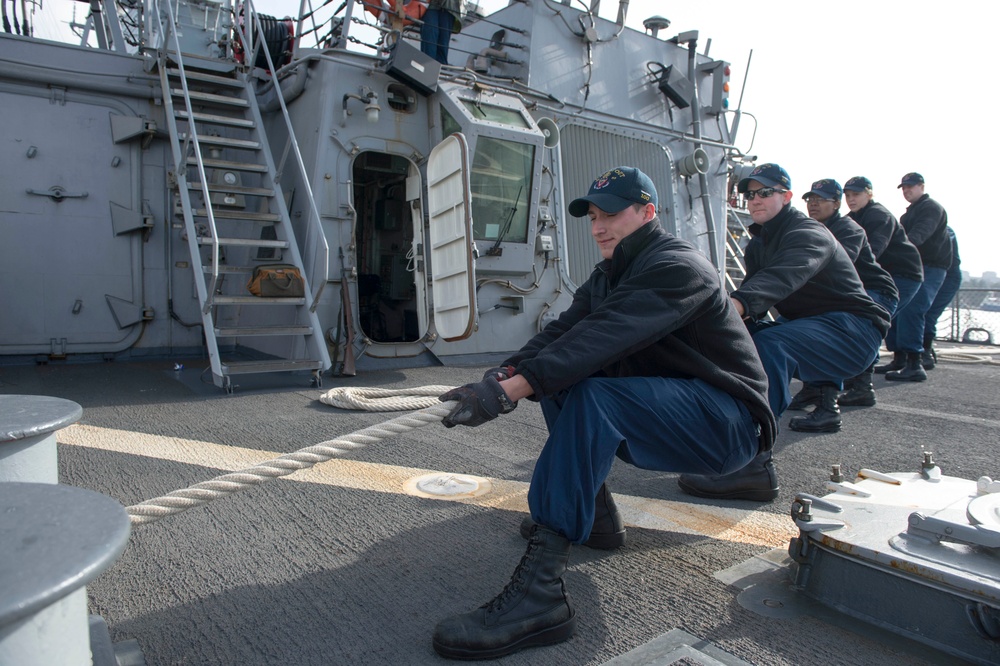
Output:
[0, 0, 741, 391]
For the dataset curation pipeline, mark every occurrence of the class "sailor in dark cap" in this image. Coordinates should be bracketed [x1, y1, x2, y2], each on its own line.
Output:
[786, 179, 898, 431]
[432, 166, 775, 660]
[841, 176, 924, 404]
[678, 164, 890, 501]
[882, 172, 953, 381]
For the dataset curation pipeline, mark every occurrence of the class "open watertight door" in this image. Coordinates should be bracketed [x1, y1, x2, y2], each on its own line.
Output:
[427, 133, 477, 342]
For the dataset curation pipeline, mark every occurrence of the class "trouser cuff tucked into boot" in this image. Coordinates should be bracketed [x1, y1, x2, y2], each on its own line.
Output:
[885, 353, 928, 382]
[838, 370, 876, 407]
[520, 483, 626, 549]
[874, 351, 905, 374]
[433, 526, 576, 660]
[788, 384, 841, 433]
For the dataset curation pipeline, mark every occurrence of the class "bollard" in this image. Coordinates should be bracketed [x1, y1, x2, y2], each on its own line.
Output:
[0, 482, 131, 666]
[0, 395, 82, 483]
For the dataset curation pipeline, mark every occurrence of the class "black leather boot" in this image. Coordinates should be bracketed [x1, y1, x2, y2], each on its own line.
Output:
[787, 382, 821, 411]
[520, 483, 626, 549]
[922, 336, 936, 370]
[788, 385, 841, 433]
[874, 351, 905, 374]
[838, 369, 876, 407]
[677, 450, 778, 502]
[886, 353, 927, 382]
[433, 526, 576, 660]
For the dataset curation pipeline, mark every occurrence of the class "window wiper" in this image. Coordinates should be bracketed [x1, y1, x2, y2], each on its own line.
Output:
[486, 185, 522, 257]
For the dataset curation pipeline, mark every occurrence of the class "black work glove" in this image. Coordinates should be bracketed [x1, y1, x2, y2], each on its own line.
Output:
[439, 376, 517, 428]
[482, 365, 516, 382]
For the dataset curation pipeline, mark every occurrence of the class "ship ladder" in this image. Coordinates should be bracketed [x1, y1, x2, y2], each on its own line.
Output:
[154, 16, 330, 393]
[724, 204, 751, 292]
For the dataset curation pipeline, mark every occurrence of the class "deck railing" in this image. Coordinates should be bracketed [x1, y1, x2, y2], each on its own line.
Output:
[936, 288, 999, 345]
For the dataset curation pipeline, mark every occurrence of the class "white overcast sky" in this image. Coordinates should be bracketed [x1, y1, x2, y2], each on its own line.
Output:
[36, 0, 1000, 275]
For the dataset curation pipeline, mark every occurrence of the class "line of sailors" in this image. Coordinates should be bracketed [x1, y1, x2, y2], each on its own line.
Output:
[678, 164, 959, 501]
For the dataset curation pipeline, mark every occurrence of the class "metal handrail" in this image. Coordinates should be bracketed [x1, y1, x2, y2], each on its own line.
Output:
[150, 0, 223, 311]
[233, 0, 331, 312]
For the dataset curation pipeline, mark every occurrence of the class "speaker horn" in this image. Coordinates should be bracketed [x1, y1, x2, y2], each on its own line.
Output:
[536, 117, 561, 148]
[677, 148, 709, 176]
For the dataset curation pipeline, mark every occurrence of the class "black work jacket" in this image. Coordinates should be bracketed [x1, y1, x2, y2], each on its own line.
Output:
[733, 205, 890, 335]
[847, 201, 923, 281]
[505, 220, 776, 451]
[900, 194, 953, 270]
[823, 212, 898, 300]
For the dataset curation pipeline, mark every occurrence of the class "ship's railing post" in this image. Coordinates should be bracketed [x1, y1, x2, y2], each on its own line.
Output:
[237, 1, 331, 311]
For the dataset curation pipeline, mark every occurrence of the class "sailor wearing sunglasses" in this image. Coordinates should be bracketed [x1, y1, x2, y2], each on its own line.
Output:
[678, 163, 891, 502]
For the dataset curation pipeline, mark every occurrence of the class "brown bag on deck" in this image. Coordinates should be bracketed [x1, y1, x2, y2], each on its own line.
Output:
[246, 265, 305, 297]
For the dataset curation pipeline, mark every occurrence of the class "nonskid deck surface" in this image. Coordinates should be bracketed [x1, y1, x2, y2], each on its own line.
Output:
[2, 345, 997, 665]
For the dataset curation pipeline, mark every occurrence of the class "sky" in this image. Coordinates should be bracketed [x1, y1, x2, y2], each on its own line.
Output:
[34, 0, 1000, 275]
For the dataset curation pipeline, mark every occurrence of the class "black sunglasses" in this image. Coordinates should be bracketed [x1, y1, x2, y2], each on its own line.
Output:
[744, 187, 787, 201]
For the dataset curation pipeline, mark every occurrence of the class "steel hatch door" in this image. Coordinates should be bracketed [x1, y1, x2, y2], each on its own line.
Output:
[427, 133, 477, 342]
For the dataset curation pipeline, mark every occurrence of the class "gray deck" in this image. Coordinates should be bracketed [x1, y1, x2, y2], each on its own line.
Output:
[2, 345, 997, 665]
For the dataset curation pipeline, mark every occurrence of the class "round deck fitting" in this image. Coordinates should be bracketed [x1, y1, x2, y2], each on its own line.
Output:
[404, 472, 492, 500]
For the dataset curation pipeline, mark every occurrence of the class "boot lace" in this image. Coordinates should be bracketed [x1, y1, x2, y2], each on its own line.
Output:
[482, 547, 537, 614]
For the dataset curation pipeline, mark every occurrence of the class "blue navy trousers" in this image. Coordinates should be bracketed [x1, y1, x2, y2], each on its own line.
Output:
[749, 312, 883, 419]
[925, 264, 962, 340]
[420, 8, 454, 64]
[883, 275, 923, 351]
[886, 267, 947, 353]
[527, 377, 759, 544]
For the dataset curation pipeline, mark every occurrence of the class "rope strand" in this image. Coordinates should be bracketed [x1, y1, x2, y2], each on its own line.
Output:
[127, 387, 455, 525]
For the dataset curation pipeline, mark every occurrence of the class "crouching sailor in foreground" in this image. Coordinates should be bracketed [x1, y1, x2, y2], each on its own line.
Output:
[432, 166, 775, 659]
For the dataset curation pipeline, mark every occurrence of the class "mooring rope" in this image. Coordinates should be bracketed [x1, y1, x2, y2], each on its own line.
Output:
[933, 347, 1000, 366]
[318, 385, 456, 411]
[126, 387, 456, 525]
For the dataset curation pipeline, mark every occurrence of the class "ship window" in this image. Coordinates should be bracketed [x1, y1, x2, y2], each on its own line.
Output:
[442, 107, 460, 136]
[470, 137, 533, 243]
[439, 106, 534, 244]
[460, 100, 530, 128]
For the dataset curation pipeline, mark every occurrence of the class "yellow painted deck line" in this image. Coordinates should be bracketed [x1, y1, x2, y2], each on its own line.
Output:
[59, 424, 796, 548]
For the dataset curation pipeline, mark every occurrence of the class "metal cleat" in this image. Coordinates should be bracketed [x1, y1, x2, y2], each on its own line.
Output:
[795, 492, 843, 513]
[857, 468, 902, 485]
[824, 480, 872, 497]
[791, 497, 845, 532]
[920, 451, 941, 482]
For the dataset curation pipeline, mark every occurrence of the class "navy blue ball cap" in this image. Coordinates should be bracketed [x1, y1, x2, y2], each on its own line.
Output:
[802, 179, 842, 200]
[568, 166, 658, 217]
[843, 176, 872, 192]
[737, 163, 792, 193]
[898, 172, 925, 188]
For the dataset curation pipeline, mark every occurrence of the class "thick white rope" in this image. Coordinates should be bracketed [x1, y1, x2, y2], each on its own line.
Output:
[127, 389, 457, 525]
[319, 385, 456, 411]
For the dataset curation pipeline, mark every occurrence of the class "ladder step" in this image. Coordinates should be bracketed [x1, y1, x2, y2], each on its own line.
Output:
[172, 89, 249, 107]
[187, 157, 268, 173]
[213, 295, 306, 305]
[221, 359, 324, 375]
[189, 182, 276, 197]
[202, 265, 254, 274]
[192, 209, 282, 222]
[215, 325, 314, 337]
[176, 110, 256, 129]
[162, 53, 238, 76]
[197, 236, 288, 247]
[182, 134, 261, 150]
[166, 67, 244, 88]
